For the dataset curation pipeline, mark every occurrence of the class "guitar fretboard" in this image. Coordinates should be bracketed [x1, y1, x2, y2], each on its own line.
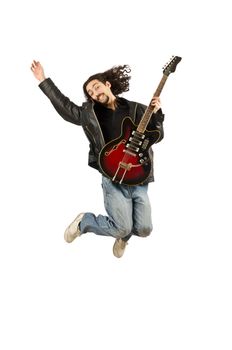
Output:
[137, 74, 168, 133]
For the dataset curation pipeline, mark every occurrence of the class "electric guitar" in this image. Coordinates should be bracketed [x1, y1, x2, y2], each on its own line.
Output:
[99, 56, 182, 185]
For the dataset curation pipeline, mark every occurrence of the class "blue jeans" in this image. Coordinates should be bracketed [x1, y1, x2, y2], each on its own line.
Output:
[80, 176, 153, 241]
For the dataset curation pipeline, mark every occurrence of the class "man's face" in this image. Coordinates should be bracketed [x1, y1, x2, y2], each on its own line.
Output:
[86, 79, 112, 105]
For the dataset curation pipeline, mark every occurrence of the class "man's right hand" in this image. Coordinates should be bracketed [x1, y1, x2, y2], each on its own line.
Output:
[31, 60, 46, 82]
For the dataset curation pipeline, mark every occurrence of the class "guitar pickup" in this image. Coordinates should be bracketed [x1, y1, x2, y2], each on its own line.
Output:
[129, 137, 142, 145]
[132, 131, 145, 139]
[126, 144, 139, 152]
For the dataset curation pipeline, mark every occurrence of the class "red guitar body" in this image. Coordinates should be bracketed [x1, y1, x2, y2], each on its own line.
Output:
[99, 117, 161, 185]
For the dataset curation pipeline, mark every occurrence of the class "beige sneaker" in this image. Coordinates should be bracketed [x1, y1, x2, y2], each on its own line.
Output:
[64, 213, 85, 243]
[113, 238, 128, 258]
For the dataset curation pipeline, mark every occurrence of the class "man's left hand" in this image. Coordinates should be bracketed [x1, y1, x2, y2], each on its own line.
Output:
[151, 96, 161, 112]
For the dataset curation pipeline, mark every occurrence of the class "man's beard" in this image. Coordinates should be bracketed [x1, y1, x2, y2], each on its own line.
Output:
[97, 94, 109, 106]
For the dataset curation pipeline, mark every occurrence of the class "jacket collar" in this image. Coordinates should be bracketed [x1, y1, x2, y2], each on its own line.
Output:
[82, 97, 138, 122]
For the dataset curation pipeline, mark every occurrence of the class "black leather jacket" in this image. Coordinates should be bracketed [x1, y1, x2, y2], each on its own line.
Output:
[39, 78, 164, 184]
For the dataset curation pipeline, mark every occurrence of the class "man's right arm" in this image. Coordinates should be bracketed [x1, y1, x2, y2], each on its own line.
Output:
[31, 60, 82, 125]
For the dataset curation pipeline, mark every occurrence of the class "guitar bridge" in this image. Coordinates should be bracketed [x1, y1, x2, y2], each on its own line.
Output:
[119, 162, 132, 170]
[112, 161, 132, 184]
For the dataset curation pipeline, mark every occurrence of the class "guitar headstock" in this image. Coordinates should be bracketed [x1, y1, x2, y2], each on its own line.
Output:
[163, 56, 182, 76]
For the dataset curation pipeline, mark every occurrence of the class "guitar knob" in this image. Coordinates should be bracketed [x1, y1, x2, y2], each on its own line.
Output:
[139, 153, 143, 157]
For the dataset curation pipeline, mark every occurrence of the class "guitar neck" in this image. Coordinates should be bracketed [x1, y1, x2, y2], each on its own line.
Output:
[137, 74, 168, 133]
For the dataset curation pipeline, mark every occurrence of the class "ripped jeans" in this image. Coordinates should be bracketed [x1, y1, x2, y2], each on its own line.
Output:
[80, 176, 153, 241]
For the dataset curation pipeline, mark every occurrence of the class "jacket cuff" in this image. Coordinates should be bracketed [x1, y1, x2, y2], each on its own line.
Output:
[38, 77, 53, 92]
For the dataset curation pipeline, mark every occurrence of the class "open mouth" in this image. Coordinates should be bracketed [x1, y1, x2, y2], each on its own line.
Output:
[98, 94, 105, 101]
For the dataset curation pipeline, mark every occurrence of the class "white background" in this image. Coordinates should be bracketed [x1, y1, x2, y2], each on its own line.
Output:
[0, 0, 231, 349]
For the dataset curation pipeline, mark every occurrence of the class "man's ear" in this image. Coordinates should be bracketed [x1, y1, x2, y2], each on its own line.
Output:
[105, 81, 111, 88]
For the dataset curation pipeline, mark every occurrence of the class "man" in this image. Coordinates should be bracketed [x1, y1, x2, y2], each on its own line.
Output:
[30, 60, 164, 258]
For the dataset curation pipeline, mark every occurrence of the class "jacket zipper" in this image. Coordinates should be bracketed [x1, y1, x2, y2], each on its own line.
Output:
[133, 103, 138, 123]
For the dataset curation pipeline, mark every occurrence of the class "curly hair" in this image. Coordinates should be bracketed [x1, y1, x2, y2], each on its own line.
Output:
[83, 64, 131, 101]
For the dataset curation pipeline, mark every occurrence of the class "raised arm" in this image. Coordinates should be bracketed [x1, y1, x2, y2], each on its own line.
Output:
[30, 60, 83, 125]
